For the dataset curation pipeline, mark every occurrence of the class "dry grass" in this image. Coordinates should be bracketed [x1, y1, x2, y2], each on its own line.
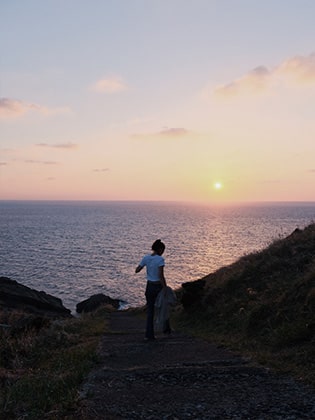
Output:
[174, 223, 315, 387]
[0, 306, 110, 419]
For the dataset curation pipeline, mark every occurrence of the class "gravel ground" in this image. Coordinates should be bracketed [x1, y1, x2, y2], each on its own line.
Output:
[73, 311, 315, 419]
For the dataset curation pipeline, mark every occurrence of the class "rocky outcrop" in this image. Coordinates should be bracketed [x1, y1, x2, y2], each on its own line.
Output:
[0, 277, 71, 317]
[76, 293, 121, 313]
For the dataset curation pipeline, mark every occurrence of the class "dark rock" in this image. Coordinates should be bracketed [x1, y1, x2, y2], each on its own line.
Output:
[181, 279, 205, 310]
[76, 293, 121, 313]
[0, 277, 71, 317]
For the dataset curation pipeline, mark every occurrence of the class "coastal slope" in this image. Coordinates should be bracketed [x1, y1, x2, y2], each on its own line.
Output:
[179, 223, 315, 385]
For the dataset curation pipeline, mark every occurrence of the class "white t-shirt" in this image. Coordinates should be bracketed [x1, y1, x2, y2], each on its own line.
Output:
[139, 254, 165, 282]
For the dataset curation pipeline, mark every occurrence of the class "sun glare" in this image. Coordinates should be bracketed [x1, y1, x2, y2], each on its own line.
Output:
[214, 182, 223, 190]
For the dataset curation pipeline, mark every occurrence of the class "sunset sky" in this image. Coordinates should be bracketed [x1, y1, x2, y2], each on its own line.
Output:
[1, 0, 315, 203]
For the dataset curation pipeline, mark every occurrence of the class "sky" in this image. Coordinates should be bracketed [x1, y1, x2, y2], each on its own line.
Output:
[1, 0, 315, 203]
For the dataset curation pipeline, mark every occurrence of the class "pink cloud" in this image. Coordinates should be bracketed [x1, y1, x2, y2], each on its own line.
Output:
[132, 127, 190, 139]
[36, 142, 78, 150]
[214, 66, 271, 97]
[0, 98, 38, 118]
[0, 97, 71, 119]
[276, 53, 315, 84]
[93, 168, 110, 172]
[90, 76, 128, 93]
[212, 52, 315, 98]
[158, 128, 189, 137]
[25, 160, 59, 165]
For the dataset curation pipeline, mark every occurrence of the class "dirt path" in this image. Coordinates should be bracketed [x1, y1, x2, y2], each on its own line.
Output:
[75, 311, 315, 419]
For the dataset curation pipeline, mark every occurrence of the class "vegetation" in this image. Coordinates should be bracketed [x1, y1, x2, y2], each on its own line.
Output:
[1, 223, 315, 418]
[173, 223, 315, 387]
[0, 306, 110, 419]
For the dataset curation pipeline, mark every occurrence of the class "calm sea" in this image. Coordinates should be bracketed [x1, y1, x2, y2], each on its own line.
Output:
[1, 201, 314, 312]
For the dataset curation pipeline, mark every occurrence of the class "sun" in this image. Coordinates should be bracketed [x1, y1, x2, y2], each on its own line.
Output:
[214, 182, 223, 190]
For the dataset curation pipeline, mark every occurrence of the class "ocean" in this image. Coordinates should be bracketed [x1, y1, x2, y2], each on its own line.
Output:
[1, 201, 314, 313]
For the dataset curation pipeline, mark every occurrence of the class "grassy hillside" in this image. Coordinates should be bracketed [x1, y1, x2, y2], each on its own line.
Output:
[0, 307, 110, 419]
[175, 223, 315, 386]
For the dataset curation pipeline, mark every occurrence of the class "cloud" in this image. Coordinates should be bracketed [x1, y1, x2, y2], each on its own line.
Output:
[0, 98, 37, 118]
[214, 66, 271, 97]
[308, 169, 315, 173]
[93, 168, 110, 172]
[132, 127, 190, 139]
[90, 76, 128, 93]
[158, 128, 189, 137]
[212, 52, 315, 99]
[0, 162, 7, 166]
[276, 53, 315, 84]
[36, 142, 78, 149]
[0, 97, 71, 119]
[25, 160, 59, 165]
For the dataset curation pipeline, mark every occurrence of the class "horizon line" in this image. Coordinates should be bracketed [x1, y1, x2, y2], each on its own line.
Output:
[0, 199, 315, 206]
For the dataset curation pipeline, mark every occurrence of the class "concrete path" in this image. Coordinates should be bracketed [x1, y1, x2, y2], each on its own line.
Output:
[75, 311, 315, 419]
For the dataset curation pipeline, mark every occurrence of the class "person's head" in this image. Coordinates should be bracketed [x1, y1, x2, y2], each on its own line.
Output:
[151, 239, 165, 256]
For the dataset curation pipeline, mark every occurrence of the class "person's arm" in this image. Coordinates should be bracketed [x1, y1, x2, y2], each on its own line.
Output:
[159, 266, 167, 288]
[135, 265, 143, 273]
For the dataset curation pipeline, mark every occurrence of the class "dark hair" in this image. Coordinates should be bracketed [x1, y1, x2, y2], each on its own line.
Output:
[151, 239, 165, 254]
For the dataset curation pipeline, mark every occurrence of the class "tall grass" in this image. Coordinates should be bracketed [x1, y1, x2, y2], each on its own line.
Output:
[0, 307, 110, 419]
[174, 223, 315, 387]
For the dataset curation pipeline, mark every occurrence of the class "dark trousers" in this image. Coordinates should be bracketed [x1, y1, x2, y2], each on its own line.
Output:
[145, 281, 162, 339]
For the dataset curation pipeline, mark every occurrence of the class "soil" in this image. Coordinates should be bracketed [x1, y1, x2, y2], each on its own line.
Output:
[73, 310, 315, 419]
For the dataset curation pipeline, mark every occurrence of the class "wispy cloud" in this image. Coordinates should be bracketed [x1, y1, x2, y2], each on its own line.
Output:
[158, 128, 189, 137]
[276, 53, 315, 84]
[25, 160, 59, 165]
[36, 142, 78, 150]
[132, 127, 190, 139]
[0, 97, 72, 119]
[0, 162, 7, 166]
[0, 98, 38, 118]
[93, 168, 110, 172]
[212, 52, 315, 99]
[214, 66, 271, 97]
[90, 76, 128, 93]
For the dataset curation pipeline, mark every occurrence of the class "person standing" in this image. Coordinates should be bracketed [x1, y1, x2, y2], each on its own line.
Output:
[135, 239, 167, 340]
